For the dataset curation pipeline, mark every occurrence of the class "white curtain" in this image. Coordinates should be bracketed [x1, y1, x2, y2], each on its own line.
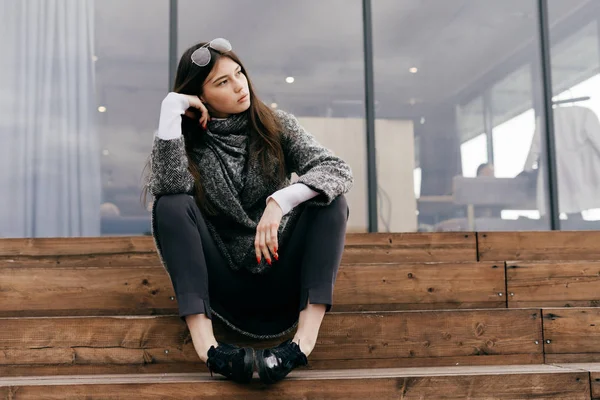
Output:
[0, 0, 101, 237]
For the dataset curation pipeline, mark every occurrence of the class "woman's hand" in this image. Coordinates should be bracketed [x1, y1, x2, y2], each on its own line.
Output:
[181, 94, 211, 129]
[255, 199, 283, 265]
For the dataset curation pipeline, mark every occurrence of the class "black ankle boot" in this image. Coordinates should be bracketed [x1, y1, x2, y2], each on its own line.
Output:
[206, 343, 255, 383]
[257, 339, 308, 384]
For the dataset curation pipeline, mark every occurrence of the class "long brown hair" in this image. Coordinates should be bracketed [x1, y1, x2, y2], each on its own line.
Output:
[143, 42, 285, 215]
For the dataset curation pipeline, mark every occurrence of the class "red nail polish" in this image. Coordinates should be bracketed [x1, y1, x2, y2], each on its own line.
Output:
[274, 253, 279, 261]
[267, 259, 272, 266]
[257, 256, 261, 264]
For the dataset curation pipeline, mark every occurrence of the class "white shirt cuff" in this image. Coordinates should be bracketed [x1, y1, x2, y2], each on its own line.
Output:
[156, 92, 189, 140]
[267, 183, 319, 215]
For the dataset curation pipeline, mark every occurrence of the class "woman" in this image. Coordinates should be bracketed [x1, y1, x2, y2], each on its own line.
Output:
[145, 38, 353, 384]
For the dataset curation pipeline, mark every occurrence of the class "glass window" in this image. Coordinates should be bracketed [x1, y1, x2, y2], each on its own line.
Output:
[178, 0, 367, 232]
[372, 0, 549, 232]
[0, 0, 169, 237]
[548, 1, 600, 229]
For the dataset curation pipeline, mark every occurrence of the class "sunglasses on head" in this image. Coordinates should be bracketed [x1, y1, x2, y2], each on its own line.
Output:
[190, 38, 232, 67]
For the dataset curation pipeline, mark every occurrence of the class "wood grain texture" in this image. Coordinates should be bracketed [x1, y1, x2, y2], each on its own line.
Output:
[543, 308, 600, 359]
[342, 232, 477, 263]
[0, 369, 589, 400]
[335, 262, 504, 311]
[0, 262, 176, 317]
[0, 310, 542, 369]
[0, 259, 504, 316]
[592, 371, 600, 400]
[478, 231, 600, 261]
[0, 354, 545, 377]
[0, 233, 477, 263]
[0, 237, 156, 256]
[546, 354, 600, 364]
[507, 261, 600, 308]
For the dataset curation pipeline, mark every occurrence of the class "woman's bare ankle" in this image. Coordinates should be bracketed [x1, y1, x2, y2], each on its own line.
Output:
[292, 335, 316, 357]
[196, 338, 219, 363]
[185, 314, 219, 362]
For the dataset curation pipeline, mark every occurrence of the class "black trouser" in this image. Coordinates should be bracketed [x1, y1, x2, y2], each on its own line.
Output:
[154, 194, 348, 337]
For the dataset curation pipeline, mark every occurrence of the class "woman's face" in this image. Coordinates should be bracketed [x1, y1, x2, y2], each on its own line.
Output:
[201, 57, 251, 118]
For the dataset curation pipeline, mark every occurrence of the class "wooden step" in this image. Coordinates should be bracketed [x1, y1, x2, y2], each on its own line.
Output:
[5, 253, 600, 316]
[0, 309, 543, 375]
[0, 232, 477, 263]
[543, 308, 600, 363]
[8, 231, 600, 263]
[0, 365, 592, 399]
[4, 231, 598, 263]
[342, 232, 476, 262]
[555, 363, 600, 399]
[478, 231, 600, 261]
[507, 261, 600, 308]
[0, 257, 505, 316]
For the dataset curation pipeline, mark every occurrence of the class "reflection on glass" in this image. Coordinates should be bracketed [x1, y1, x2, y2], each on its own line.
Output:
[95, 0, 169, 236]
[0, 0, 169, 237]
[178, 0, 367, 231]
[1, 1, 101, 237]
[461, 134, 488, 178]
[373, 0, 548, 232]
[548, 1, 600, 229]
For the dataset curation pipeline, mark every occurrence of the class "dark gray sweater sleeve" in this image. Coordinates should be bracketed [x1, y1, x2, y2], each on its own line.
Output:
[276, 110, 353, 205]
[147, 136, 195, 197]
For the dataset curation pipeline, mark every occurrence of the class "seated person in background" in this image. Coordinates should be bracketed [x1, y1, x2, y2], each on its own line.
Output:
[476, 162, 494, 178]
[475, 163, 501, 218]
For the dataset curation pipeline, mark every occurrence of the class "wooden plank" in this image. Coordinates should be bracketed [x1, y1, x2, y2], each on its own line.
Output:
[547, 354, 600, 363]
[0, 310, 542, 370]
[0, 252, 161, 269]
[0, 354, 543, 377]
[334, 262, 505, 311]
[0, 259, 504, 316]
[591, 371, 600, 400]
[0, 368, 589, 399]
[0, 237, 156, 256]
[307, 354, 543, 370]
[552, 365, 600, 400]
[507, 261, 600, 308]
[478, 231, 600, 261]
[343, 232, 477, 263]
[543, 308, 600, 363]
[552, 363, 600, 372]
[0, 232, 477, 262]
[0, 264, 176, 317]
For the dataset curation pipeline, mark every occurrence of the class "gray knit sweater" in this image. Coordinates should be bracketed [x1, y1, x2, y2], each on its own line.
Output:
[147, 109, 353, 275]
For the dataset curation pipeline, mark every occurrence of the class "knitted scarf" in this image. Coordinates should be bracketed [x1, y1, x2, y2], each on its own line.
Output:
[191, 113, 296, 274]
[148, 108, 354, 275]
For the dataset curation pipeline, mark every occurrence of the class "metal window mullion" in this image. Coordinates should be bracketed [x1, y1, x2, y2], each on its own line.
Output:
[168, 0, 178, 90]
[362, 0, 378, 232]
[537, 0, 560, 230]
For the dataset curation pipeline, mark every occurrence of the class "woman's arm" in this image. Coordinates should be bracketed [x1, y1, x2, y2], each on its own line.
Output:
[276, 110, 354, 206]
[146, 93, 195, 197]
[267, 183, 319, 215]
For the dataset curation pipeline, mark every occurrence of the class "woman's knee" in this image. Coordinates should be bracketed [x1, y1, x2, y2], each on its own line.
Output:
[323, 195, 349, 225]
[155, 194, 196, 221]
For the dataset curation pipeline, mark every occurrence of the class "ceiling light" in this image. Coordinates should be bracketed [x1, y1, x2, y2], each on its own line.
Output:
[409, 67, 418, 74]
[420, 117, 426, 124]
[285, 77, 295, 83]
[102, 149, 110, 156]
[92, 55, 98, 62]
[271, 103, 278, 109]
[98, 106, 107, 113]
